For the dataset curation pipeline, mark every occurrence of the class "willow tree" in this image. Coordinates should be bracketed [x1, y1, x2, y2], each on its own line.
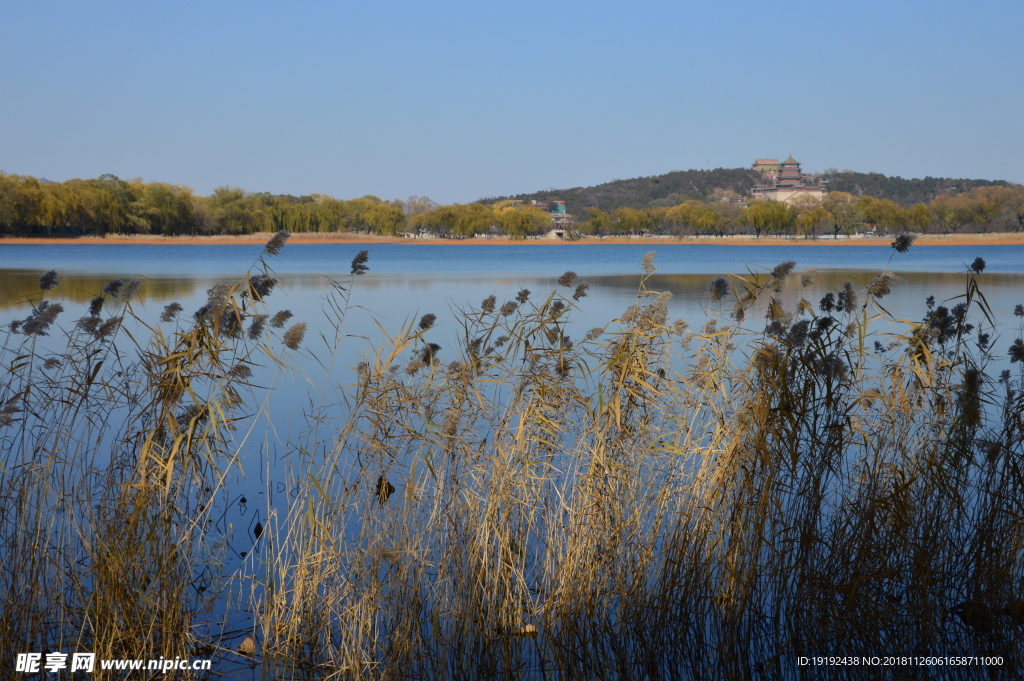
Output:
[744, 199, 795, 238]
[493, 201, 551, 239]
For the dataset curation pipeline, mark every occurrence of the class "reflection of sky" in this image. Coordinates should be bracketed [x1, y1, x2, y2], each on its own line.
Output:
[4, 244, 1024, 383]
[5, 266, 1023, 345]
[5, 243, 1024, 385]
[4, 242, 1024, 277]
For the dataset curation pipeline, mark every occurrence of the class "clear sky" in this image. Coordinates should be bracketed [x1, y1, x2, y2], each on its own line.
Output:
[2, 1, 1021, 203]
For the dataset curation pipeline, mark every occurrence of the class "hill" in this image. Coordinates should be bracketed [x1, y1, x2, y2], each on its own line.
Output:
[820, 171, 1013, 205]
[480, 168, 761, 217]
[483, 168, 1014, 214]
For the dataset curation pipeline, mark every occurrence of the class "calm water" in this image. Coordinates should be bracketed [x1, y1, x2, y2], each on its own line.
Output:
[3, 243, 1023, 345]
[3, 243, 1024, 390]
[4, 242, 1024, 276]
[4, 243, 1022, 453]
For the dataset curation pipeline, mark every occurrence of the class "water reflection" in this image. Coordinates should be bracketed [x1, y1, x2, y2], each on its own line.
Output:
[0, 270, 203, 310]
[3, 268, 1023, 336]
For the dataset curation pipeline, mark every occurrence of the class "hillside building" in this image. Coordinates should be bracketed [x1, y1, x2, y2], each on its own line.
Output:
[752, 159, 781, 179]
[752, 156, 827, 204]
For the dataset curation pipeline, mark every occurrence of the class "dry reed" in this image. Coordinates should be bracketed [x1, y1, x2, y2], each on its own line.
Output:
[1, 242, 1022, 680]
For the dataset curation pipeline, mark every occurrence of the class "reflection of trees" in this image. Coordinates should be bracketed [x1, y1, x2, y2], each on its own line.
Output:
[0, 271, 200, 310]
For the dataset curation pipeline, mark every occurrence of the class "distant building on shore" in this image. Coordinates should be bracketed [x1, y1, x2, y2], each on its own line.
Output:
[549, 200, 571, 225]
[751, 156, 827, 204]
[509, 199, 573, 226]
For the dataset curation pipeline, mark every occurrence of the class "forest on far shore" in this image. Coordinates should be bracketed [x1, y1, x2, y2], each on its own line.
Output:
[1, 169, 1022, 240]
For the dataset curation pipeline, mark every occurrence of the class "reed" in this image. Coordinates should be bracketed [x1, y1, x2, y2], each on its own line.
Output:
[1, 235, 1022, 680]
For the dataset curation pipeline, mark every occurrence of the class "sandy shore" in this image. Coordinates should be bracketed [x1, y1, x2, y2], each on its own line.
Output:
[3, 232, 1024, 247]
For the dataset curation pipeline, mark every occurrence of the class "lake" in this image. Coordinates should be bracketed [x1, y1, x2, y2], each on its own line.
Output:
[4, 241, 1023, 332]
[5, 241, 1022, 475]
[3, 241, 1023, 414]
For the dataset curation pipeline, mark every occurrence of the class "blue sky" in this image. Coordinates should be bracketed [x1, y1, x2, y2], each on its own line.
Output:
[2, 1, 1021, 203]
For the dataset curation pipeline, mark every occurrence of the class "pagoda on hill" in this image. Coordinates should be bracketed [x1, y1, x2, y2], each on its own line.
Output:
[751, 155, 827, 204]
[752, 158, 781, 178]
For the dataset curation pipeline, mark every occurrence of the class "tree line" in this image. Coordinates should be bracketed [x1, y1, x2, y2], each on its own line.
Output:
[2, 170, 1022, 239]
[821, 170, 1013, 206]
[0, 172, 562, 239]
[573, 186, 1024, 238]
[0, 171, 563, 239]
[0, 173, 412, 237]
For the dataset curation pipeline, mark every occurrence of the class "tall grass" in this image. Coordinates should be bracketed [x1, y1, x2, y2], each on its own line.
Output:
[1, 235, 1022, 680]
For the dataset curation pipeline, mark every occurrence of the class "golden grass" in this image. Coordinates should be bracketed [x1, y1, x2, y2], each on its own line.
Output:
[1, 237, 1022, 679]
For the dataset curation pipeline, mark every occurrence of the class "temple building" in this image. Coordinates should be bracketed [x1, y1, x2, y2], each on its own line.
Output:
[752, 158, 781, 179]
[751, 155, 827, 204]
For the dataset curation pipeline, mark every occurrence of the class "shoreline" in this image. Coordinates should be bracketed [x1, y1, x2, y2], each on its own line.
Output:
[3, 232, 1024, 247]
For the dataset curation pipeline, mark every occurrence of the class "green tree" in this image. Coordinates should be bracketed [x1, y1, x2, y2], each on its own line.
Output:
[744, 200, 795, 238]
[140, 183, 196, 235]
[859, 196, 907, 231]
[577, 207, 611, 235]
[930, 193, 972, 233]
[714, 203, 745, 237]
[1011, 187, 1024, 232]
[795, 205, 831, 239]
[493, 202, 551, 239]
[666, 200, 718, 236]
[905, 203, 932, 232]
[743, 200, 771, 239]
[823, 192, 865, 237]
[612, 207, 653, 234]
[350, 199, 405, 235]
[965, 185, 1016, 231]
[410, 203, 498, 237]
